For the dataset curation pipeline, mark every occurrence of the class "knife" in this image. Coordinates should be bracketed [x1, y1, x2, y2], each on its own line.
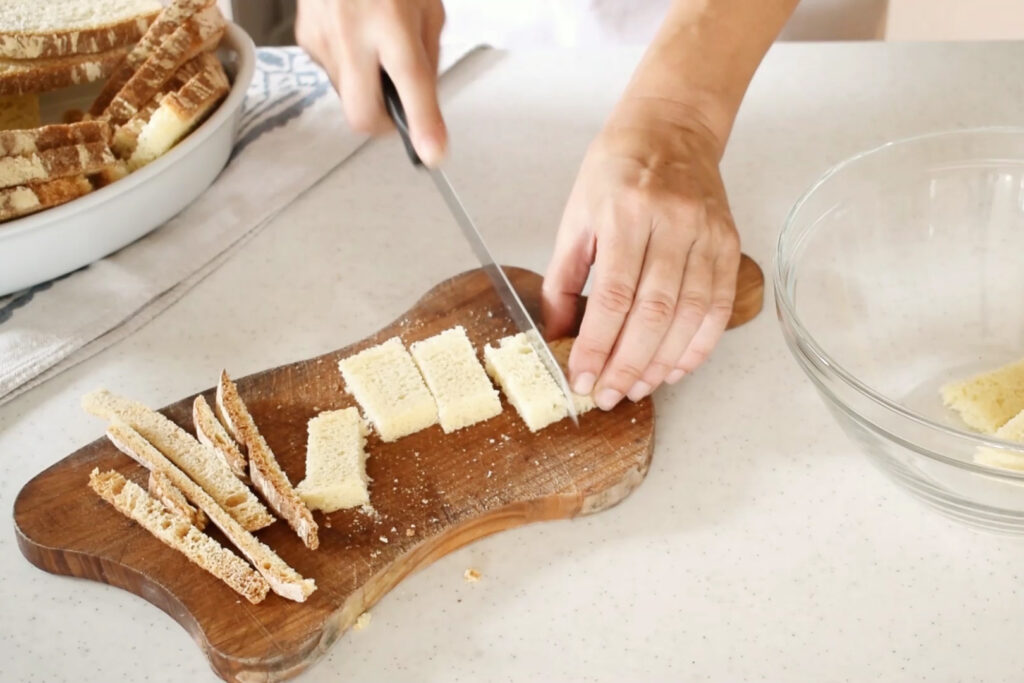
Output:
[380, 70, 578, 426]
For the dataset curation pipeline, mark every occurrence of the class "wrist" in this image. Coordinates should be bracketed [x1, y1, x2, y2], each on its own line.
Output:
[601, 95, 727, 161]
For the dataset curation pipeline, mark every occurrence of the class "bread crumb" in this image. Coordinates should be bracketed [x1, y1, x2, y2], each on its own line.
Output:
[406, 527, 415, 537]
[379, 535, 388, 544]
[353, 612, 372, 630]
[486, 470, 492, 478]
[464, 568, 481, 583]
[631, 417, 637, 424]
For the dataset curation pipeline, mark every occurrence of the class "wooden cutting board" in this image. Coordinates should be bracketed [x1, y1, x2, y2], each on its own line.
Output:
[14, 258, 763, 682]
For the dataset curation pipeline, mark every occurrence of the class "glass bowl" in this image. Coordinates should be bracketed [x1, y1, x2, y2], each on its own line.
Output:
[775, 128, 1024, 533]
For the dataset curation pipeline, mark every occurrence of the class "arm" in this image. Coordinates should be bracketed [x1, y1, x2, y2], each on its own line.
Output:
[543, 0, 799, 409]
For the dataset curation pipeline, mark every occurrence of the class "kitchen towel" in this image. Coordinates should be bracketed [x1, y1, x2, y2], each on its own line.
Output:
[0, 45, 478, 406]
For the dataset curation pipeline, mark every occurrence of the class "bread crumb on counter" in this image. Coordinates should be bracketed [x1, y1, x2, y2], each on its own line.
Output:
[464, 568, 481, 583]
[353, 612, 372, 631]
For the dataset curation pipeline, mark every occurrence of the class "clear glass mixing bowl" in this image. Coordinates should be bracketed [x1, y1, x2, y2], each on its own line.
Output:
[775, 128, 1024, 533]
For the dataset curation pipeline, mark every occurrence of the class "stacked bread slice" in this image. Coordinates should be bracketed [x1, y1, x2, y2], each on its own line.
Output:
[0, 0, 232, 223]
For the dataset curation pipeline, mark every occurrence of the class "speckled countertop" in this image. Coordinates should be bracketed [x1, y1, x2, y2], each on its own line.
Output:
[3, 43, 1024, 682]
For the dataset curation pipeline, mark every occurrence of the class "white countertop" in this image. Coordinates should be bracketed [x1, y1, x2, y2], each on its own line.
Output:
[3, 41, 1024, 682]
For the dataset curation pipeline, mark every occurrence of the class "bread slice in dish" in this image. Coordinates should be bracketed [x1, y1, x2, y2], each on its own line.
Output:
[216, 371, 319, 551]
[338, 337, 439, 442]
[0, 0, 161, 60]
[128, 52, 229, 169]
[90, 0, 216, 117]
[148, 469, 207, 530]
[82, 388, 274, 532]
[0, 140, 115, 188]
[0, 44, 130, 96]
[104, 422, 316, 603]
[0, 174, 91, 223]
[90, 468, 269, 604]
[100, 5, 225, 126]
[0, 120, 110, 156]
[295, 408, 372, 513]
[941, 357, 1024, 433]
[410, 325, 502, 433]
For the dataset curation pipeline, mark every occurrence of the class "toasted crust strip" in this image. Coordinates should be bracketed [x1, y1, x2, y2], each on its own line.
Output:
[0, 4, 160, 60]
[101, 6, 225, 126]
[148, 469, 207, 530]
[194, 394, 248, 481]
[0, 45, 130, 96]
[0, 175, 91, 223]
[82, 389, 274, 531]
[89, 468, 269, 604]
[0, 141, 114, 189]
[90, 0, 215, 116]
[216, 371, 319, 551]
[106, 421, 317, 603]
[0, 120, 110, 156]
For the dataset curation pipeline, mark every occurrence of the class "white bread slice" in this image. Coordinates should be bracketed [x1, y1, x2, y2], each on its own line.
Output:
[82, 389, 274, 532]
[216, 371, 319, 551]
[0, 44, 130, 96]
[295, 409, 371, 513]
[89, 160, 129, 189]
[941, 357, 1024, 434]
[0, 175, 91, 223]
[484, 332, 570, 432]
[0, 94, 39, 130]
[0, 120, 110, 156]
[0, 141, 115, 189]
[0, 1, 161, 60]
[194, 394, 248, 481]
[547, 337, 597, 415]
[90, 0, 215, 117]
[103, 423, 316, 603]
[410, 326, 502, 433]
[89, 468, 269, 604]
[101, 5, 226, 126]
[128, 52, 228, 169]
[148, 469, 207, 530]
[338, 337, 439, 442]
[111, 53, 206, 158]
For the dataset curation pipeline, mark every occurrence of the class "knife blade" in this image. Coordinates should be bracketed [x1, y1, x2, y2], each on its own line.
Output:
[380, 70, 578, 426]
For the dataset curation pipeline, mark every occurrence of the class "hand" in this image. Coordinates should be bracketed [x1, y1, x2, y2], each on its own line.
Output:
[295, 0, 447, 165]
[542, 99, 741, 410]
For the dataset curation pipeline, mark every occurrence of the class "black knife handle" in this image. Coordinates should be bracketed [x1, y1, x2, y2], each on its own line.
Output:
[380, 69, 423, 167]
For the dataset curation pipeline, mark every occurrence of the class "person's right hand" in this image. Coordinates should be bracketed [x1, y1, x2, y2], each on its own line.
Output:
[295, 0, 448, 166]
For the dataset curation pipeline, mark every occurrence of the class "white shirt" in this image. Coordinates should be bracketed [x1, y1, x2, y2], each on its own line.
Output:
[442, 0, 888, 48]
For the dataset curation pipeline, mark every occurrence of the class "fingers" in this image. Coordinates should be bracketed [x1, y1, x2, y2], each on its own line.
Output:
[336, 37, 389, 135]
[567, 212, 647, 403]
[380, 16, 447, 165]
[595, 220, 691, 405]
[542, 199, 595, 343]
[639, 235, 714, 389]
[670, 235, 740, 379]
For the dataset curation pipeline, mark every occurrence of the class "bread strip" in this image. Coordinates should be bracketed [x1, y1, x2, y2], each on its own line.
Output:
[0, 120, 110, 157]
[148, 469, 207, 530]
[216, 371, 319, 551]
[295, 409, 371, 513]
[128, 53, 229, 168]
[89, 160, 129, 189]
[111, 50, 210, 158]
[89, 468, 269, 604]
[105, 422, 316, 602]
[0, 1, 160, 59]
[193, 394, 248, 481]
[82, 389, 274, 532]
[0, 141, 115, 190]
[90, 0, 216, 116]
[0, 45, 130, 96]
[0, 175, 91, 223]
[102, 6, 226, 126]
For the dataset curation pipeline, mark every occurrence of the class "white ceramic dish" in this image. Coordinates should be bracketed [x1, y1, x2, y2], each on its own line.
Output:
[0, 23, 255, 297]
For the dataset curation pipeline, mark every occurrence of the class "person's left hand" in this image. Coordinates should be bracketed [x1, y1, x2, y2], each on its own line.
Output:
[542, 98, 741, 410]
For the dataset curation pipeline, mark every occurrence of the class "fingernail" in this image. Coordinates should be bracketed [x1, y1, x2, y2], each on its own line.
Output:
[665, 369, 686, 385]
[595, 388, 623, 411]
[417, 135, 445, 166]
[573, 372, 596, 395]
[627, 381, 652, 402]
